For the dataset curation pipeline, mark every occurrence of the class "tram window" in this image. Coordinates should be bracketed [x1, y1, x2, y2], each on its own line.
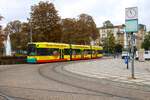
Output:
[72, 49, 81, 55]
[98, 50, 103, 54]
[50, 48, 60, 56]
[72, 50, 75, 55]
[64, 49, 70, 55]
[37, 48, 59, 56]
[84, 50, 91, 54]
[37, 48, 50, 56]
[92, 51, 95, 54]
[92, 50, 97, 54]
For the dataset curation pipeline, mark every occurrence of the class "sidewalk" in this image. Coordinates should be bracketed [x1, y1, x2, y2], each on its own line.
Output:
[64, 58, 150, 86]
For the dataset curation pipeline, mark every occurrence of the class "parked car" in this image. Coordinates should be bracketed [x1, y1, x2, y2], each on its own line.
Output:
[136, 50, 150, 60]
[121, 51, 130, 59]
[144, 51, 150, 60]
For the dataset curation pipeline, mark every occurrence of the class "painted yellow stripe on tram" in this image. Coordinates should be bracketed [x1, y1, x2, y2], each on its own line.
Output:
[28, 56, 60, 60]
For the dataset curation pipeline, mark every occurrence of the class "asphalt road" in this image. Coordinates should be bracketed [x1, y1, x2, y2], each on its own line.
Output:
[0, 60, 150, 100]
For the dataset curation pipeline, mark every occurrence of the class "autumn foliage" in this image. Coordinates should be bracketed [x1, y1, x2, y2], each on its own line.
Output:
[30, 1, 99, 45]
[0, 16, 4, 49]
[3, 1, 99, 51]
[30, 1, 62, 42]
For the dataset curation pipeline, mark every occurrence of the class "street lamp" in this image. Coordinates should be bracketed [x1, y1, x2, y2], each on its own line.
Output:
[27, 18, 32, 43]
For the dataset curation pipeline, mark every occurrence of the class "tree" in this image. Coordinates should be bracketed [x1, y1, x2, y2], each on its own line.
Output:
[0, 15, 4, 55]
[103, 20, 113, 28]
[114, 43, 123, 53]
[0, 15, 4, 48]
[142, 32, 150, 50]
[4, 20, 22, 35]
[61, 14, 99, 45]
[103, 32, 115, 54]
[0, 26, 5, 55]
[61, 18, 77, 43]
[75, 13, 99, 44]
[4, 20, 28, 51]
[10, 30, 28, 50]
[0, 26, 4, 47]
[30, 1, 62, 42]
[5, 20, 22, 51]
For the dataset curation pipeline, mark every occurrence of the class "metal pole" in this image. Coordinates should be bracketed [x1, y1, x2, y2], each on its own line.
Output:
[126, 32, 129, 69]
[131, 32, 135, 78]
[27, 18, 32, 43]
[30, 20, 32, 43]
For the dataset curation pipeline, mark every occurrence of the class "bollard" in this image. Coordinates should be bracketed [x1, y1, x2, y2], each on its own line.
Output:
[124, 56, 129, 69]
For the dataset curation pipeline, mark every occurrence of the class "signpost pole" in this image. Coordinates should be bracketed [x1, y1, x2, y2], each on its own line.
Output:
[126, 32, 129, 69]
[30, 20, 32, 43]
[125, 7, 138, 79]
[27, 18, 33, 43]
[131, 32, 135, 78]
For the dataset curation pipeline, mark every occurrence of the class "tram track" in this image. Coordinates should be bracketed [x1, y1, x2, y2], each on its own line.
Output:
[0, 91, 28, 100]
[38, 62, 138, 100]
[0, 60, 149, 100]
[0, 64, 34, 100]
[0, 62, 110, 100]
[59, 62, 150, 93]
[0, 85, 106, 97]
[0, 61, 139, 100]
[0, 92, 14, 100]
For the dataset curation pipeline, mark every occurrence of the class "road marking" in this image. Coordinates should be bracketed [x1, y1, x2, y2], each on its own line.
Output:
[0, 92, 15, 100]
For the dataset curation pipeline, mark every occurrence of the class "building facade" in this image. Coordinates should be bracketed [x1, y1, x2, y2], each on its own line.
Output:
[98, 24, 146, 50]
[98, 25, 125, 46]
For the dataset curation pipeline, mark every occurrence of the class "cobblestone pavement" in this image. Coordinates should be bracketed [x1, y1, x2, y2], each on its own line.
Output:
[64, 58, 150, 86]
[0, 59, 150, 100]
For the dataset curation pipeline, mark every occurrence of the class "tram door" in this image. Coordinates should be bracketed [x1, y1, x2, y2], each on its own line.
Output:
[60, 49, 64, 59]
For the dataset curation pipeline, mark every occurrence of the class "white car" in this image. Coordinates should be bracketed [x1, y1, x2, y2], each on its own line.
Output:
[121, 51, 130, 59]
[144, 51, 150, 60]
[136, 50, 150, 60]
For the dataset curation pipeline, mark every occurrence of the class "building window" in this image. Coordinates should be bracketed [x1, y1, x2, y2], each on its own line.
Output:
[102, 34, 105, 37]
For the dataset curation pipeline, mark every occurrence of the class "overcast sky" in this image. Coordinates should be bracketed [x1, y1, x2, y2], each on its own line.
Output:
[0, 0, 150, 30]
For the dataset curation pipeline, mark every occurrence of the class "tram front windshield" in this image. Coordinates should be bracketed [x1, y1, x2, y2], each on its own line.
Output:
[27, 44, 36, 56]
[28, 44, 60, 56]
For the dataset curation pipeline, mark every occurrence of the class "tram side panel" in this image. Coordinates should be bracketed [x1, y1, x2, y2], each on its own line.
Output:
[27, 42, 103, 63]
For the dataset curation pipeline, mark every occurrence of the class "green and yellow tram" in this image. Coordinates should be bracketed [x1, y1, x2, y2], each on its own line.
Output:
[27, 42, 103, 63]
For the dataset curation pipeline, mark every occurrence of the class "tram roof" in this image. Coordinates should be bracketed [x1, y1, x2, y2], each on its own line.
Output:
[28, 42, 70, 49]
[28, 42, 102, 50]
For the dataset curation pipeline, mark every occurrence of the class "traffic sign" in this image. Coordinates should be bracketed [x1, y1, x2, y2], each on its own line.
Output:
[125, 7, 138, 79]
[125, 7, 138, 20]
[125, 19, 138, 33]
